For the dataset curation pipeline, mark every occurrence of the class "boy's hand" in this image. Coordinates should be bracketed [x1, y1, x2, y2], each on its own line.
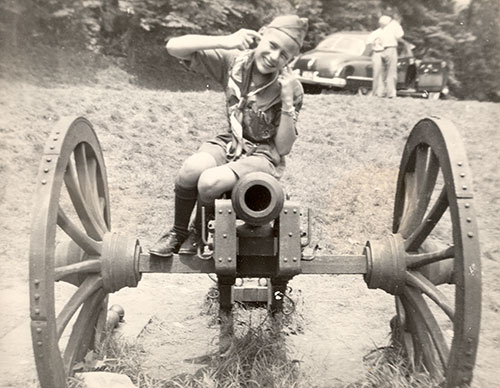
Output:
[224, 29, 261, 50]
[278, 66, 296, 102]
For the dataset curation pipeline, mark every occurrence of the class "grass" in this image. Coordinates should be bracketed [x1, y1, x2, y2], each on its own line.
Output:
[1, 44, 499, 388]
[92, 299, 311, 388]
[86, 295, 441, 388]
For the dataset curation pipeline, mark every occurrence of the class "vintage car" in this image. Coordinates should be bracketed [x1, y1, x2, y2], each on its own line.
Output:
[292, 31, 449, 99]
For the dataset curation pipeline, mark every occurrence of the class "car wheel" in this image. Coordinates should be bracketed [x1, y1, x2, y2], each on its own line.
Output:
[357, 87, 372, 96]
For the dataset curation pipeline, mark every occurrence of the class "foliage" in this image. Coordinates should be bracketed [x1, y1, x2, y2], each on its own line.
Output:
[453, 0, 500, 100]
[322, 0, 383, 32]
[0, 0, 499, 100]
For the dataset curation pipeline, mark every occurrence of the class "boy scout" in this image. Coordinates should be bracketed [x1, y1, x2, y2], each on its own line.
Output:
[150, 15, 308, 257]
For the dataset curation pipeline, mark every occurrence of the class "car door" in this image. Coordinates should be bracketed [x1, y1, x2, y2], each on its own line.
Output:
[417, 61, 448, 93]
[396, 42, 412, 89]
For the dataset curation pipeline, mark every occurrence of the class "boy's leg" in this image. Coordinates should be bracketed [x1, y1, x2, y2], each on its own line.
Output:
[178, 196, 215, 255]
[150, 152, 217, 257]
[178, 153, 277, 255]
[179, 165, 236, 255]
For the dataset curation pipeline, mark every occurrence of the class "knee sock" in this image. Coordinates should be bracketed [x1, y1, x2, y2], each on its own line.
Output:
[173, 182, 198, 238]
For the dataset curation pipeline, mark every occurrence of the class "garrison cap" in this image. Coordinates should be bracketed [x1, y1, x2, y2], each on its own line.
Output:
[267, 15, 309, 48]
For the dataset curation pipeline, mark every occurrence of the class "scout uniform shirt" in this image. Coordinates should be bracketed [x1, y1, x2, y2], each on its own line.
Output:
[182, 48, 304, 172]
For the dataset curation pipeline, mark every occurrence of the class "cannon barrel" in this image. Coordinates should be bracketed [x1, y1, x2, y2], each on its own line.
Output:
[231, 172, 285, 226]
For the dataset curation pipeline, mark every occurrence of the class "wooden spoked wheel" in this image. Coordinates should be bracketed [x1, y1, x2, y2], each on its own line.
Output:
[30, 117, 111, 388]
[391, 117, 481, 386]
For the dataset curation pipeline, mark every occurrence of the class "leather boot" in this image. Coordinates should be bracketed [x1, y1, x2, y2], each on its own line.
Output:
[149, 229, 186, 257]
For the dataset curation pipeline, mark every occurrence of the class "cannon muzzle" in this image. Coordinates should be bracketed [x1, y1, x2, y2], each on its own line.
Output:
[231, 172, 285, 226]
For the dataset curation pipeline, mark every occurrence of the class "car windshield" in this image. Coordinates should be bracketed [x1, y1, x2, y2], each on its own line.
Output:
[316, 35, 367, 55]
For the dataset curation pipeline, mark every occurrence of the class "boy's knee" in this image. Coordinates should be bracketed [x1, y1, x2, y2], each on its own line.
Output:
[197, 171, 221, 201]
[178, 153, 215, 186]
[198, 168, 236, 202]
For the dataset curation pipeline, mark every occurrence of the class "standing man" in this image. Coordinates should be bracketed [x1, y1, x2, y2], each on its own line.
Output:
[368, 15, 404, 98]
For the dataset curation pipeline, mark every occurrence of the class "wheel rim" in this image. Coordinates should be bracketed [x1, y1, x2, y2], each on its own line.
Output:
[30, 117, 111, 388]
[392, 117, 481, 386]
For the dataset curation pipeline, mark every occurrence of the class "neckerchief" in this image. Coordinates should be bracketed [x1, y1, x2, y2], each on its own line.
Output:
[226, 55, 279, 160]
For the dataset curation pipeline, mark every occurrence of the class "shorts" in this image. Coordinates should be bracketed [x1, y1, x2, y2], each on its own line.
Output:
[198, 141, 283, 179]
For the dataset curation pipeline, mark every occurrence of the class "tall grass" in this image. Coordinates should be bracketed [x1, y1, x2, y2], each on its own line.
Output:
[85, 290, 440, 388]
[92, 301, 310, 388]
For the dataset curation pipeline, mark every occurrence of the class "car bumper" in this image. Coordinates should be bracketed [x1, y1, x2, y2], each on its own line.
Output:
[297, 74, 347, 88]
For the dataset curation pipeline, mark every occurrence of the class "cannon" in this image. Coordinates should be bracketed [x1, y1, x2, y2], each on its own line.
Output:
[29, 116, 481, 387]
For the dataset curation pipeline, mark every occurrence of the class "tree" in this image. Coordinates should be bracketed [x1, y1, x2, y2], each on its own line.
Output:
[322, 0, 382, 32]
[454, 0, 500, 100]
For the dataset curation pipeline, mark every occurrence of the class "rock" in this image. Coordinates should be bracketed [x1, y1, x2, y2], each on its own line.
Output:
[78, 372, 136, 388]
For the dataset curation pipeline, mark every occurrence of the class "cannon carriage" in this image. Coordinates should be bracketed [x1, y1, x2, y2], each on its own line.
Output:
[29, 116, 481, 387]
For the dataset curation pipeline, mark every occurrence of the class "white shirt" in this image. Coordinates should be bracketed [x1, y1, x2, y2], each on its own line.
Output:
[380, 20, 404, 48]
[368, 29, 384, 51]
[368, 19, 404, 50]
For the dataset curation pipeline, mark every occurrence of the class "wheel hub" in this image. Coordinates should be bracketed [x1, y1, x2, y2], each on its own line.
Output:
[364, 234, 407, 295]
[101, 233, 142, 293]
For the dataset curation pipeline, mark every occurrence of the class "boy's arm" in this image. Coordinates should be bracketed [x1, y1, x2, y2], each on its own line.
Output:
[166, 29, 261, 59]
[274, 67, 300, 156]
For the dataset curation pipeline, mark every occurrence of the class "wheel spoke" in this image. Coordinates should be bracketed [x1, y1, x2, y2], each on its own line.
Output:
[56, 275, 103, 339]
[400, 147, 440, 239]
[63, 289, 105, 375]
[57, 207, 102, 256]
[87, 157, 108, 231]
[404, 187, 449, 252]
[75, 144, 108, 233]
[403, 294, 436, 374]
[406, 271, 454, 320]
[399, 173, 418, 238]
[405, 287, 449, 372]
[406, 246, 454, 268]
[55, 259, 101, 282]
[416, 149, 439, 221]
[64, 159, 105, 240]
